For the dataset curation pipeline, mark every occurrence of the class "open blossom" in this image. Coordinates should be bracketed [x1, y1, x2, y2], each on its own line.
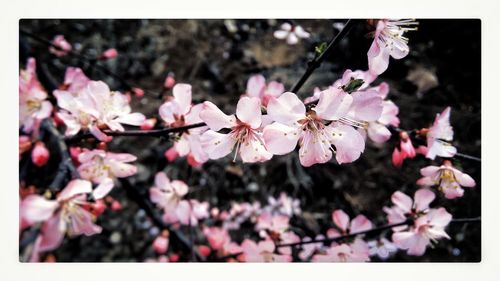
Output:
[199, 96, 272, 163]
[244, 74, 285, 106]
[265, 192, 301, 217]
[77, 149, 138, 199]
[298, 235, 326, 260]
[163, 199, 209, 226]
[49, 35, 72, 57]
[149, 172, 188, 211]
[203, 226, 231, 251]
[19, 58, 53, 133]
[392, 207, 452, 256]
[159, 83, 209, 164]
[368, 19, 418, 75]
[425, 107, 457, 160]
[383, 189, 436, 230]
[417, 160, 476, 199]
[328, 209, 373, 237]
[273, 23, 310, 45]
[54, 80, 145, 141]
[256, 212, 289, 239]
[20, 179, 102, 256]
[239, 239, 291, 262]
[263, 87, 382, 166]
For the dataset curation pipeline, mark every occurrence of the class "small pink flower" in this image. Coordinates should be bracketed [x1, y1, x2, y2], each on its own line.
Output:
[367, 19, 418, 75]
[163, 199, 209, 226]
[153, 234, 169, 254]
[49, 35, 72, 57]
[367, 238, 398, 259]
[77, 149, 138, 199]
[244, 74, 285, 106]
[239, 239, 291, 262]
[392, 207, 452, 256]
[200, 97, 272, 163]
[159, 83, 209, 164]
[101, 48, 118, 59]
[149, 172, 188, 211]
[32, 142, 49, 167]
[298, 235, 326, 260]
[328, 209, 373, 237]
[273, 23, 310, 45]
[417, 160, 476, 199]
[425, 107, 457, 160]
[19, 58, 53, 133]
[203, 226, 231, 251]
[256, 212, 289, 239]
[20, 179, 102, 255]
[265, 192, 301, 217]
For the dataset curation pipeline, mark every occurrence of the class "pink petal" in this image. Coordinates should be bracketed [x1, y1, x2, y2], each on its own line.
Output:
[246, 75, 266, 98]
[263, 123, 300, 155]
[367, 122, 391, 143]
[332, 210, 350, 231]
[314, 88, 353, 121]
[58, 179, 92, 201]
[273, 30, 289, 40]
[20, 195, 58, 223]
[391, 191, 413, 213]
[172, 83, 192, 115]
[108, 161, 137, 178]
[420, 166, 441, 177]
[266, 92, 306, 126]
[200, 130, 236, 160]
[413, 188, 435, 212]
[298, 129, 333, 167]
[452, 168, 476, 187]
[115, 112, 146, 126]
[350, 215, 372, 233]
[236, 96, 262, 129]
[368, 40, 391, 75]
[349, 90, 383, 122]
[239, 137, 272, 163]
[92, 178, 115, 200]
[199, 101, 237, 131]
[159, 101, 178, 124]
[38, 212, 65, 252]
[327, 123, 365, 164]
[171, 180, 189, 197]
[286, 33, 299, 45]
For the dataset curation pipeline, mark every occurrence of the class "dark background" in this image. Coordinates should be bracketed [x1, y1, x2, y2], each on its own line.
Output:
[19, 19, 481, 262]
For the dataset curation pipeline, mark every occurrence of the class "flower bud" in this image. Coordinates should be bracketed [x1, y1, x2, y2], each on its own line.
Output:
[101, 48, 118, 59]
[32, 142, 49, 167]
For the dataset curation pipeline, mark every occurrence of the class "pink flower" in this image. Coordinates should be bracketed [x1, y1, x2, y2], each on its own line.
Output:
[244, 74, 285, 106]
[31, 141, 50, 167]
[19, 58, 53, 133]
[200, 97, 272, 163]
[239, 239, 291, 262]
[149, 172, 188, 211]
[367, 19, 418, 75]
[256, 212, 289, 239]
[365, 82, 400, 143]
[367, 238, 397, 259]
[265, 192, 301, 217]
[49, 35, 72, 57]
[20, 179, 102, 255]
[163, 199, 209, 226]
[273, 23, 310, 45]
[55, 81, 145, 141]
[392, 207, 452, 256]
[159, 83, 209, 164]
[263, 88, 378, 166]
[328, 209, 373, 237]
[312, 243, 370, 262]
[153, 234, 169, 254]
[417, 160, 476, 199]
[425, 107, 457, 160]
[383, 188, 436, 232]
[203, 226, 231, 251]
[77, 149, 137, 199]
[101, 48, 118, 59]
[298, 235, 326, 260]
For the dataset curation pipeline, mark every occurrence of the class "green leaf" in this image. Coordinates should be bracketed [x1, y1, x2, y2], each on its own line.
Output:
[343, 78, 364, 93]
[315, 42, 328, 56]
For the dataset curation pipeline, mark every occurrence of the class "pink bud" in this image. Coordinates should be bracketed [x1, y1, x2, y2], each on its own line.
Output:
[165, 147, 179, 162]
[32, 142, 49, 167]
[392, 148, 403, 167]
[153, 236, 169, 254]
[111, 200, 122, 211]
[101, 48, 118, 59]
[140, 118, 157, 130]
[92, 200, 107, 216]
[49, 35, 72, 57]
[164, 76, 175, 89]
[69, 146, 82, 165]
[187, 153, 202, 168]
[169, 253, 179, 262]
[198, 245, 211, 257]
[132, 87, 144, 97]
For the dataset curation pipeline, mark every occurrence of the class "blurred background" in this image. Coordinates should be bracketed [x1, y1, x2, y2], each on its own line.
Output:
[19, 19, 481, 262]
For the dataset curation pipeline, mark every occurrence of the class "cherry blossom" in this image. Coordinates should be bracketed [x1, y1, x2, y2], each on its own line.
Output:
[199, 96, 272, 163]
[244, 74, 285, 106]
[263, 88, 380, 166]
[20, 179, 102, 256]
[55, 80, 145, 141]
[149, 172, 188, 211]
[239, 239, 291, 262]
[417, 160, 476, 199]
[383, 189, 436, 229]
[159, 83, 209, 164]
[368, 19, 418, 75]
[328, 209, 373, 237]
[273, 23, 310, 45]
[19, 58, 53, 133]
[77, 149, 138, 199]
[255, 212, 289, 239]
[49, 35, 72, 57]
[392, 207, 452, 256]
[62, 67, 91, 93]
[265, 192, 301, 217]
[298, 235, 326, 261]
[163, 199, 209, 226]
[312, 243, 370, 262]
[425, 107, 457, 160]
